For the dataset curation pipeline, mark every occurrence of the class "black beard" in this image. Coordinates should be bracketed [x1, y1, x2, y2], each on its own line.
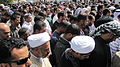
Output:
[105, 38, 114, 44]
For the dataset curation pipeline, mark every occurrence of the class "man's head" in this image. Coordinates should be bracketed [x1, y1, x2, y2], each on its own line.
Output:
[18, 28, 30, 41]
[0, 37, 32, 67]
[64, 24, 80, 41]
[77, 14, 88, 28]
[33, 21, 46, 34]
[57, 12, 67, 22]
[56, 21, 70, 34]
[103, 9, 112, 16]
[24, 14, 32, 22]
[87, 15, 95, 26]
[10, 14, 21, 26]
[70, 36, 95, 60]
[28, 32, 51, 58]
[92, 21, 120, 43]
[0, 23, 11, 40]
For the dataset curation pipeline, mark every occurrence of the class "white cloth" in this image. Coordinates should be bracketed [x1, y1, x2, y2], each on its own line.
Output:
[74, 7, 81, 16]
[108, 6, 116, 10]
[109, 37, 120, 57]
[44, 19, 52, 35]
[89, 24, 96, 35]
[114, 9, 120, 21]
[28, 32, 50, 48]
[52, 14, 58, 24]
[70, 36, 95, 54]
[22, 21, 34, 35]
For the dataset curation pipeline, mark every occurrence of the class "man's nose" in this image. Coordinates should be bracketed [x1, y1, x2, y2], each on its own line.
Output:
[25, 59, 32, 66]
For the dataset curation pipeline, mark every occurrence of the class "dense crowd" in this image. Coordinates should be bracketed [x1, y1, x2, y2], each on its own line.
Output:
[0, 1, 120, 67]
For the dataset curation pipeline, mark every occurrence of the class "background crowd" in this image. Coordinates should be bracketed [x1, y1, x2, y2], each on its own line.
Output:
[0, 1, 120, 67]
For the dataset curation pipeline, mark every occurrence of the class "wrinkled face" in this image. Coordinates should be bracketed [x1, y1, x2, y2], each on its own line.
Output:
[9, 46, 32, 67]
[38, 41, 51, 58]
[0, 25, 11, 39]
[71, 50, 91, 60]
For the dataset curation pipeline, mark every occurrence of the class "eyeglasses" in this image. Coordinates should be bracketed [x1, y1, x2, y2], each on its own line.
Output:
[9, 54, 31, 65]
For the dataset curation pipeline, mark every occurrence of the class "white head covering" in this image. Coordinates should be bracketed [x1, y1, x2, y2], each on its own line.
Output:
[81, 8, 89, 13]
[70, 36, 95, 54]
[28, 32, 50, 48]
[108, 6, 116, 10]
[3, 6, 10, 10]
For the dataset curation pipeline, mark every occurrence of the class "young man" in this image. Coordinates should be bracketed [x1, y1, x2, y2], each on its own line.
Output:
[55, 24, 80, 67]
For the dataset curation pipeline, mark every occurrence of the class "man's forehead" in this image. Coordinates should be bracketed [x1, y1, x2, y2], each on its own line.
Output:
[11, 46, 29, 60]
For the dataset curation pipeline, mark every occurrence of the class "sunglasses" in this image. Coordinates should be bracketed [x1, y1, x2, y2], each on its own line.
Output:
[9, 54, 31, 65]
[3, 32, 10, 34]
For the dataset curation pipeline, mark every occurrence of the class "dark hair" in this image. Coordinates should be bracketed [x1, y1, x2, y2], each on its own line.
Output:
[10, 14, 20, 20]
[38, 11, 46, 18]
[33, 21, 46, 32]
[18, 28, 28, 38]
[34, 16, 44, 23]
[65, 24, 80, 35]
[77, 14, 88, 22]
[57, 21, 70, 28]
[118, 14, 120, 18]
[88, 15, 94, 20]
[34, 10, 40, 13]
[24, 14, 31, 20]
[103, 9, 110, 16]
[57, 12, 64, 18]
[97, 5, 104, 11]
[0, 37, 29, 63]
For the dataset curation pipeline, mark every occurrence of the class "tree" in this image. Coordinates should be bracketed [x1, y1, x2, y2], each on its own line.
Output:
[0, 0, 15, 4]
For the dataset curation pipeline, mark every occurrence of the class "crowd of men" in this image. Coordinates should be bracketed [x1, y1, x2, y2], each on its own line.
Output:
[0, 1, 120, 67]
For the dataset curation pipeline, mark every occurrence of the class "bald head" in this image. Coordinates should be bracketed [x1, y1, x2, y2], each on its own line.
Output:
[0, 23, 10, 40]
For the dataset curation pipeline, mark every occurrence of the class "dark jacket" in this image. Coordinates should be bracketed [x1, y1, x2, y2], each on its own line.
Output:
[89, 36, 111, 67]
[60, 49, 90, 67]
[55, 37, 70, 67]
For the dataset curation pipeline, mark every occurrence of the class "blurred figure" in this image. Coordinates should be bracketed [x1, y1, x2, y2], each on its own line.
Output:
[18, 28, 30, 41]
[0, 23, 11, 40]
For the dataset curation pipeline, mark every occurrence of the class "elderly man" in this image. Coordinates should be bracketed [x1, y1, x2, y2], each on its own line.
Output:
[60, 36, 95, 67]
[0, 37, 32, 67]
[0, 23, 10, 40]
[28, 32, 52, 67]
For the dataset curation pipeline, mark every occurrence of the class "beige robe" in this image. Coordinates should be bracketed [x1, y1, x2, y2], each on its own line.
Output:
[30, 54, 52, 67]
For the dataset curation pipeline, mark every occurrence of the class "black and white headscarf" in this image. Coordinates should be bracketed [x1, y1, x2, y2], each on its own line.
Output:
[91, 20, 120, 37]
